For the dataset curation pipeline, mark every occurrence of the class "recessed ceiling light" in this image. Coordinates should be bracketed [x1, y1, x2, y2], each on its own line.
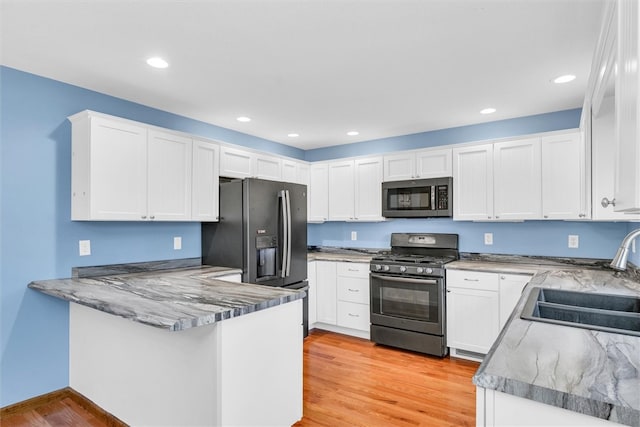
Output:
[236, 116, 251, 122]
[287, 133, 299, 138]
[347, 131, 359, 136]
[553, 74, 576, 84]
[480, 108, 496, 115]
[146, 57, 169, 69]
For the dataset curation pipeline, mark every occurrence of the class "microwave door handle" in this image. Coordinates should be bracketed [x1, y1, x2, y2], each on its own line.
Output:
[370, 274, 439, 285]
[285, 189, 292, 277]
[430, 185, 436, 210]
[279, 190, 288, 278]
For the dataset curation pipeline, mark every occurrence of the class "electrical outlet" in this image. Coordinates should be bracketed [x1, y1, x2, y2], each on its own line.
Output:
[79, 240, 91, 256]
[174, 236, 182, 250]
[484, 233, 493, 245]
[351, 231, 357, 241]
[568, 235, 579, 249]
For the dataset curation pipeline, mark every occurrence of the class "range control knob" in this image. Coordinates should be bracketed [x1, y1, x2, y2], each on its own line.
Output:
[374, 264, 382, 271]
[416, 267, 424, 274]
[425, 268, 433, 274]
[383, 265, 390, 272]
[399, 266, 407, 273]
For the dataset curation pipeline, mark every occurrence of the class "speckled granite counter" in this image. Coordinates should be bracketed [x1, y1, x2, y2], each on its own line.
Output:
[473, 269, 640, 425]
[28, 265, 304, 331]
[307, 246, 384, 263]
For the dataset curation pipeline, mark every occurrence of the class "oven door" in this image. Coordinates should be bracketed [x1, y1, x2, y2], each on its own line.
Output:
[370, 273, 444, 335]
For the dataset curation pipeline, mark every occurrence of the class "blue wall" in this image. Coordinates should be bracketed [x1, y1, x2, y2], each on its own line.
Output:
[0, 66, 303, 407]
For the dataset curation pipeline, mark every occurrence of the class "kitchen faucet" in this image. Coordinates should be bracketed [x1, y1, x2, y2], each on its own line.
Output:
[610, 228, 640, 270]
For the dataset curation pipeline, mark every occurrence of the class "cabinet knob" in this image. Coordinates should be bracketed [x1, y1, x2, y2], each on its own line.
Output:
[500, 276, 506, 280]
[141, 215, 147, 219]
[601, 197, 616, 208]
[150, 215, 155, 220]
[544, 215, 549, 219]
[578, 213, 586, 218]
[488, 216, 492, 219]
[495, 216, 500, 219]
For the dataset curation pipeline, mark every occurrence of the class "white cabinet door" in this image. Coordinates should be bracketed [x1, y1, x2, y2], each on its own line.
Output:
[220, 146, 253, 178]
[615, 0, 640, 213]
[78, 116, 148, 220]
[383, 152, 415, 181]
[147, 130, 192, 221]
[315, 261, 337, 325]
[192, 139, 220, 222]
[493, 138, 541, 220]
[446, 287, 500, 354]
[282, 159, 298, 183]
[415, 148, 453, 178]
[308, 261, 317, 327]
[541, 132, 586, 220]
[328, 160, 355, 221]
[354, 157, 383, 221]
[297, 163, 310, 186]
[498, 274, 531, 330]
[254, 154, 282, 181]
[453, 144, 494, 220]
[308, 163, 329, 222]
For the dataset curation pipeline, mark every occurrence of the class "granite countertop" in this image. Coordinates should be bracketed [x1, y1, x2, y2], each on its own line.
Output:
[447, 253, 613, 275]
[307, 246, 385, 263]
[28, 265, 304, 332]
[473, 269, 640, 426]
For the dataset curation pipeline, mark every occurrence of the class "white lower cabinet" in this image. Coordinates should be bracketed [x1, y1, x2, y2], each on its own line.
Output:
[311, 260, 370, 338]
[446, 269, 531, 361]
[308, 261, 317, 328]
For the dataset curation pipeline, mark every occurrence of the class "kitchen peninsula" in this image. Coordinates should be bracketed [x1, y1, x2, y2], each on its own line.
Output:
[28, 261, 305, 426]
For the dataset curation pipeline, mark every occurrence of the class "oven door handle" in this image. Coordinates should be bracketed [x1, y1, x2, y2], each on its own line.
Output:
[370, 274, 439, 285]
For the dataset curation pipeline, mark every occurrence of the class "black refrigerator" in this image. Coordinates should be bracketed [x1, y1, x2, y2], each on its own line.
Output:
[202, 178, 309, 335]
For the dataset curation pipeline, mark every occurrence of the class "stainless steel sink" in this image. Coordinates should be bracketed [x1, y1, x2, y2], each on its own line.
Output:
[520, 287, 640, 337]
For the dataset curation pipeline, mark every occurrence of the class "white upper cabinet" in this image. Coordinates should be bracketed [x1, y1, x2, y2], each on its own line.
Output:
[282, 159, 310, 185]
[328, 160, 355, 220]
[254, 153, 282, 181]
[541, 131, 588, 220]
[147, 130, 193, 221]
[615, 0, 640, 212]
[354, 157, 384, 221]
[493, 138, 541, 220]
[219, 146, 253, 179]
[71, 112, 193, 222]
[308, 163, 329, 222]
[328, 157, 384, 221]
[453, 144, 494, 221]
[383, 147, 452, 181]
[192, 139, 220, 222]
[71, 114, 148, 221]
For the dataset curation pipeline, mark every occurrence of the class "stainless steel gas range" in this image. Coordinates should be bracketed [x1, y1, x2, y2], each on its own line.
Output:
[369, 233, 459, 357]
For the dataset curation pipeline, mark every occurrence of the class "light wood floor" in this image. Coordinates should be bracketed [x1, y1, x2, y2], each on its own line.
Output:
[294, 329, 479, 427]
[1, 330, 479, 426]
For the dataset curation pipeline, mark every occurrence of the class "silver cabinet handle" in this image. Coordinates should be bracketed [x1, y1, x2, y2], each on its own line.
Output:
[463, 278, 479, 281]
[488, 216, 492, 219]
[578, 213, 586, 218]
[495, 216, 500, 219]
[150, 215, 155, 220]
[601, 197, 616, 208]
[141, 215, 147, 219]
[348, 313, 360, 317]
[347, 268, 359, 272]
[347, 288, 360, 292]
[544, 215, 549, 219]
[500, 275, 506, 280]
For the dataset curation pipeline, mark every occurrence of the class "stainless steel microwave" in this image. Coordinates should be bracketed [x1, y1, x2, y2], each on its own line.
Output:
[382, 177, 453, 218]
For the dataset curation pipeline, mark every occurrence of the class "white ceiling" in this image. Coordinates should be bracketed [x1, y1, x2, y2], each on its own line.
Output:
[1, 0, 603, 150]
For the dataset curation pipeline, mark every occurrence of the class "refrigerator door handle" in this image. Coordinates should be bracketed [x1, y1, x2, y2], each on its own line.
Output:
[285, 189, 292, 277]
[279, 190, 288, 278]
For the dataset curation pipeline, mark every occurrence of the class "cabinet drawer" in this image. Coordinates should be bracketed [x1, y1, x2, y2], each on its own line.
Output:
[446, 270, 499, 291]
[336, 262, 370, 278]
[337, 301, 370, 331]
[337, 276, 370, 304]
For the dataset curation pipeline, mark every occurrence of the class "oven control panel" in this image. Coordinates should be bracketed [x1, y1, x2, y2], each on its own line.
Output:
[370, 263, 442, 277]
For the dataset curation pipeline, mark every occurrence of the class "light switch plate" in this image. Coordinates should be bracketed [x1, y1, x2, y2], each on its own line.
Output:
[174, 236, 182, 250]
[351, 231, 357, 241]
[79, 240, 91, 256]
[568, 235, 579, 249]
[484, 233, 493, 245]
